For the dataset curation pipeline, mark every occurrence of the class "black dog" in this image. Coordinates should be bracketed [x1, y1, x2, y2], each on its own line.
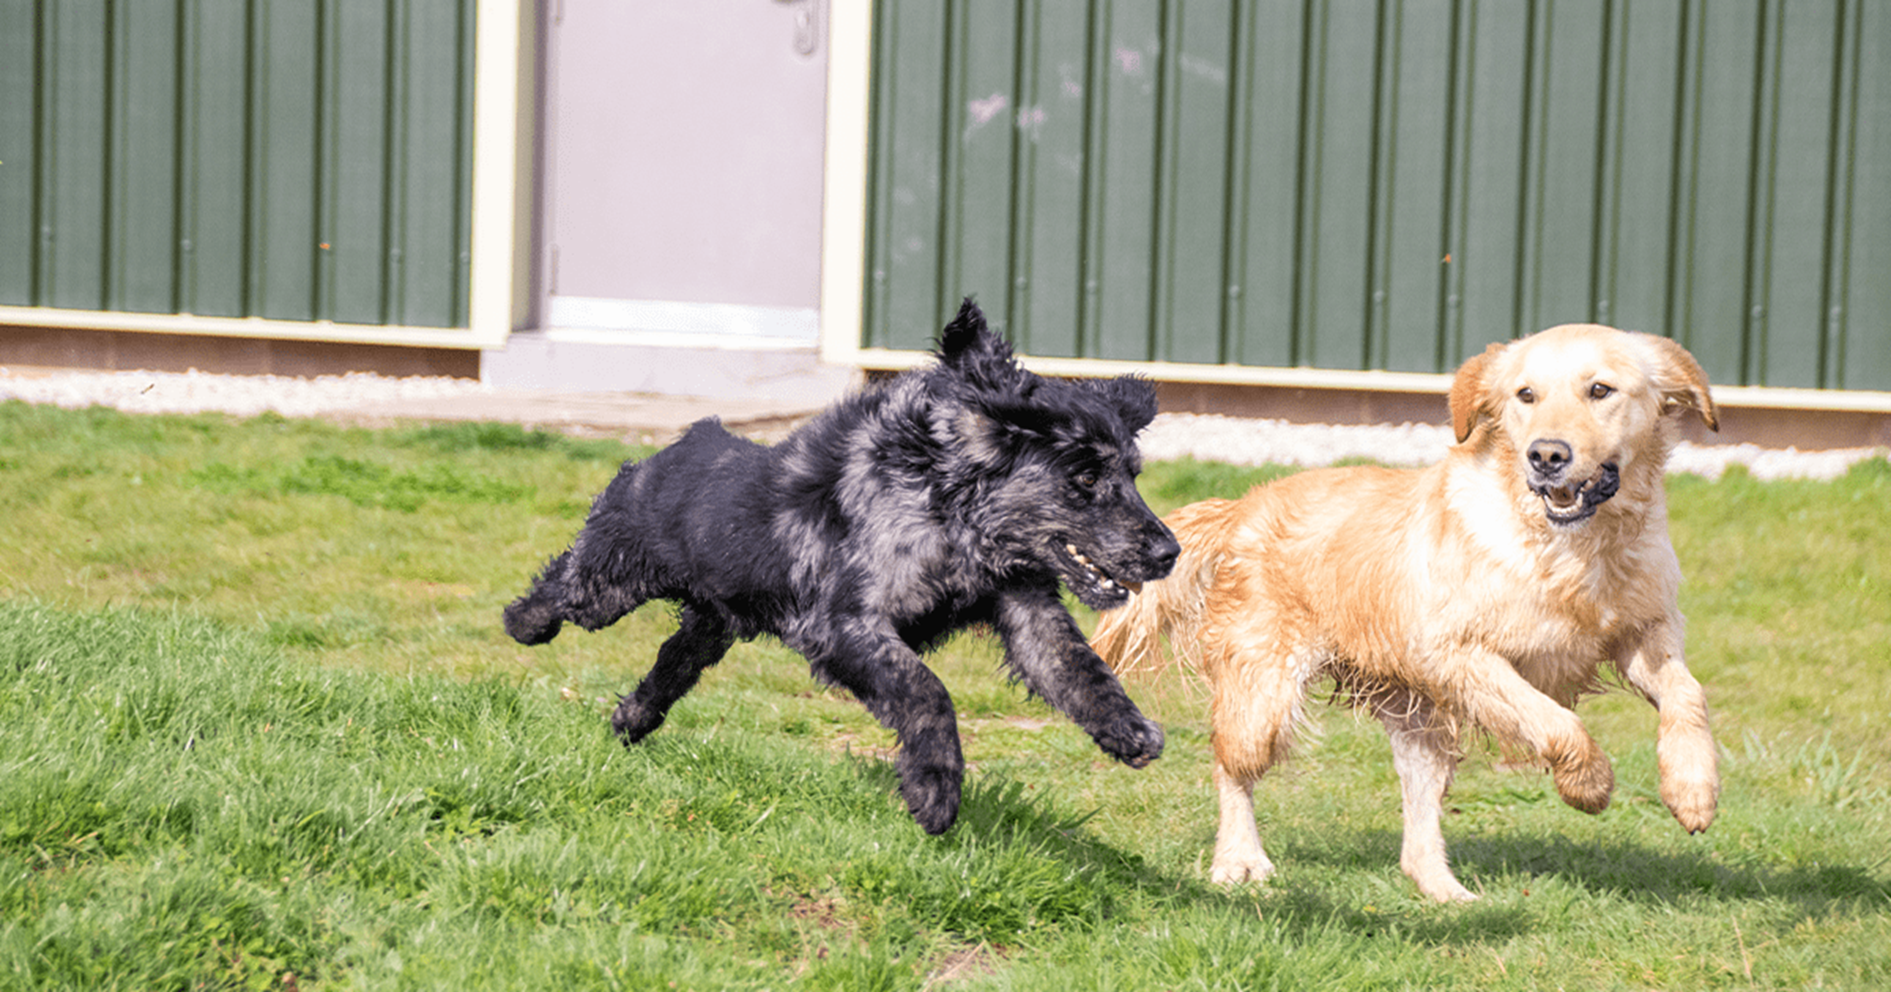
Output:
[504, 300, 1179, 833]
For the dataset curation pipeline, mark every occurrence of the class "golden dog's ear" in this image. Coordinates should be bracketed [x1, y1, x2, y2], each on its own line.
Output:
[1448, 341, 1506, 443]
[1638, 333, 1719, 432]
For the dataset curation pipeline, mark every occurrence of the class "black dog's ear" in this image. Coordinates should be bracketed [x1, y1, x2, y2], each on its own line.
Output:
[935, 298, 1027, 389]
[937, 298, 994, 360]
[1087, 375, 1159, 433]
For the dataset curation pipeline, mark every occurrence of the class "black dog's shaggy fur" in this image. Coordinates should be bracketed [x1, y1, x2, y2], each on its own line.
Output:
[504, 300, 1179, 833]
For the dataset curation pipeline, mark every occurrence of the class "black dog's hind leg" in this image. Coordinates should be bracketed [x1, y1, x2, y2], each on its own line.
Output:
[804, 627, 964, 835]
[994, 586, 1164, 767]
[611, 605, 734, 743]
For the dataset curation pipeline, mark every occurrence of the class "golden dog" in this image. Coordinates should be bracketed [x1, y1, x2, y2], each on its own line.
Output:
[1093, 324, 1722, 901]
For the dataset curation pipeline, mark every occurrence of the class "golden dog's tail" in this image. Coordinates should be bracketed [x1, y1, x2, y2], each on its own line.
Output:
[1092, 497, 1241, 677]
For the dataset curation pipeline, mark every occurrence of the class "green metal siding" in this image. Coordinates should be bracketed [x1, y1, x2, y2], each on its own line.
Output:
[864, 0, 1891, 391]
[0, 0, 475, 330]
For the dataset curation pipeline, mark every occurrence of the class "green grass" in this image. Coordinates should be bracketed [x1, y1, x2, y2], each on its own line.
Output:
[1, 399, 1888, 990]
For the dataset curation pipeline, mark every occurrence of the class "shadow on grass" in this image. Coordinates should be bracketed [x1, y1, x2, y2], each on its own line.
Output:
[1236, 825, 1891, 942]
[1441, 829, 1889, 906]
[901, 767, 1887, 947]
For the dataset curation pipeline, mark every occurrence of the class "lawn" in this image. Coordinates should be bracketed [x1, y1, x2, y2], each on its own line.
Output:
[1, 400, 1887, 990]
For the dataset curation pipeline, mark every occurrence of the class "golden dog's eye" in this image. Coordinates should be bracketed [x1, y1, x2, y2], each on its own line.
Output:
[1516, 387, 1536, 404]
[1590, 382, 1614, 400]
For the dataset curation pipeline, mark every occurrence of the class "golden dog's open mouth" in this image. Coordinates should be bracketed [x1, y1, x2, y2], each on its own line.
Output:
[1532, 463, 1621, 525]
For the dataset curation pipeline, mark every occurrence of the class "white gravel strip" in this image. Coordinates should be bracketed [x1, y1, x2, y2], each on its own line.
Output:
[1140, 413, 1885, 481]
[1138, 414, 1456, 470]
[3, 367, 1882, 481]
[0, 366, 492, 419]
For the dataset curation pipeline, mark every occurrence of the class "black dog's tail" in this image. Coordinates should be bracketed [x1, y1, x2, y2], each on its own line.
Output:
[503, 551, 571, 645]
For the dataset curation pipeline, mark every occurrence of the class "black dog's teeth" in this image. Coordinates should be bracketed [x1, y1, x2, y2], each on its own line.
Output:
[1065, 543, 1109, 588]
[1066, 543, 1140, 595]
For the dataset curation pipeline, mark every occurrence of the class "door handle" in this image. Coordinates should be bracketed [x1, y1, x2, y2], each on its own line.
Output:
[775, 0, 820, 56]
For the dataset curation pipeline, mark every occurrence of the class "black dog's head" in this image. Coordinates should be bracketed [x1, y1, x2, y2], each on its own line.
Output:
[930, 299, 1179, 610]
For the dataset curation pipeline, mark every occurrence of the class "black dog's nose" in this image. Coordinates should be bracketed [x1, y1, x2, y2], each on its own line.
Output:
[1145, 530, 1182, 577]
[1527, 439, 1572, 478]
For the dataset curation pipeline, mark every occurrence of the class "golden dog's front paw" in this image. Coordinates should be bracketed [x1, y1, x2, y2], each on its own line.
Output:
[1550, 739, 1615, 814]
[1210, 854, 1276, 887]
[1657, 742, 1720, 834]
[1662, 777, 1719, 834]
[1412, 873, 1479, 903]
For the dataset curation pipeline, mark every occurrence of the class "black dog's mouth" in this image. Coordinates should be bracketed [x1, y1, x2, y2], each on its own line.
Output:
[1531, 463, 1620, 525]
[1062, 542, 1141, 603]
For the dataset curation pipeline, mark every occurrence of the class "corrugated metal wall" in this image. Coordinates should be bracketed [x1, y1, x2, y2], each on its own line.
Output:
[0, 0, 477, 330]
[863, 0, 1891, 392]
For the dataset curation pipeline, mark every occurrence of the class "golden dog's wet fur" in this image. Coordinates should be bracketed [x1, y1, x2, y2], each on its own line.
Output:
[1093, 324, 1722, 901]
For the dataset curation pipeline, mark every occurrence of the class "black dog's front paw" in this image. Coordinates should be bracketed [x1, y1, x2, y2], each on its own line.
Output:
[900, 763, 963, 835]
[1093, 713, 1165, 768]
[894, 736, 964, 834]
[610, 695, 665, 744]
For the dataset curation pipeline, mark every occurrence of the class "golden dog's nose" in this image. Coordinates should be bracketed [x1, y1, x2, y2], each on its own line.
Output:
[1527, 438, 1573, 477]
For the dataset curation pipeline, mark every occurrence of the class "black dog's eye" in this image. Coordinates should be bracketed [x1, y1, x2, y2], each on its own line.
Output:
[1516, 387, 1536, 404]
[1074, 471, 1098, 489]
[1589, 382, 1614, 400]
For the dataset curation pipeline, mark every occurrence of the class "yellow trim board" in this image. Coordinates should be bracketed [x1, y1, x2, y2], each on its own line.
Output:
[845, 345, 1891, 414]
[0, 306, 502, 350]
[818, 0, 873, 368]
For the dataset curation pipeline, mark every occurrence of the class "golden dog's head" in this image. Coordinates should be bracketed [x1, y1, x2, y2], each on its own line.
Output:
[1449, 325, 1717, 526]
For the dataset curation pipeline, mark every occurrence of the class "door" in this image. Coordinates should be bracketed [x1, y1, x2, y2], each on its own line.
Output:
[538, 0, 830, 345]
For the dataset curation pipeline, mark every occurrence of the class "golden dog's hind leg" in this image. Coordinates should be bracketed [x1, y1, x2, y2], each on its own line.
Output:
[1211, 762, 1275, 885]
[1374, 690, 1476, 902]
[1206, 643, 1316, 886]
[1616, 622, 1719, 834]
